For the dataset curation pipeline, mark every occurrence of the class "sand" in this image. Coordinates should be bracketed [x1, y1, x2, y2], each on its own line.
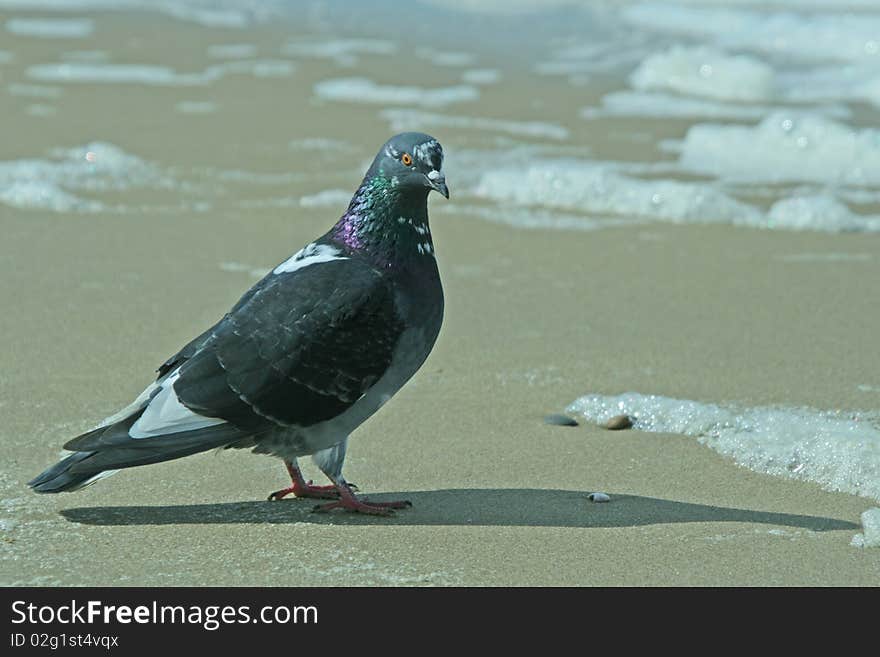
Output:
[2, 214, 879, 586]
[1, 9, 879, 586]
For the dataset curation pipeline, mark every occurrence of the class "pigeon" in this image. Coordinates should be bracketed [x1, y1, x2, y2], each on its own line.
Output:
[28, 132, 448, 516]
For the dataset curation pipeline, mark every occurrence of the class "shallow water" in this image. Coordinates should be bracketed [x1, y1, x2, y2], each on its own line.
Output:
[1, 0, 878, 230]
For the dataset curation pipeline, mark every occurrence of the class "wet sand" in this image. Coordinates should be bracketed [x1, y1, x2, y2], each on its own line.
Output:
[3, 214, 880, 585]
[2, 8, 880, 586]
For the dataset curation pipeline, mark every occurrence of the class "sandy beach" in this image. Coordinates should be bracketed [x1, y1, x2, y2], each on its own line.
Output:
[3, 214, 879, 585]
[2, 2, 880, 586]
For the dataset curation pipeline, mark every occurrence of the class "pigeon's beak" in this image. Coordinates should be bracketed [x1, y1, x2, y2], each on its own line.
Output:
[426, 170, 449, 199]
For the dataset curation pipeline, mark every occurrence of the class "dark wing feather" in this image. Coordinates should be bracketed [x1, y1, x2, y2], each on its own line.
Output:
[173, 258, 405, 429]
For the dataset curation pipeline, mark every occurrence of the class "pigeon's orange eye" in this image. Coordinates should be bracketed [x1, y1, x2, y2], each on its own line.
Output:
[401, 153, 413, 166]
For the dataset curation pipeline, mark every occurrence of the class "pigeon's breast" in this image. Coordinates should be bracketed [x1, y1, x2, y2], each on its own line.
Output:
[267, 325, 438, 458]
[267, 268, 444, 458]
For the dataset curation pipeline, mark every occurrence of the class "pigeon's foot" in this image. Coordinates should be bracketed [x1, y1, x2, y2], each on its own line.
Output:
[312, 484, 411, 516]
[268, 481, 339, 501]
[268, 460, 342, 501]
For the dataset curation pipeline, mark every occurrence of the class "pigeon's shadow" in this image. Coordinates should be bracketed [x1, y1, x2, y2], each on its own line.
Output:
[60, 488, 856, 531]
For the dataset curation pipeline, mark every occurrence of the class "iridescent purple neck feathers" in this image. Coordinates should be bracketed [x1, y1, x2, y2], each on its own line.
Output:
[329, 175, 433, 266]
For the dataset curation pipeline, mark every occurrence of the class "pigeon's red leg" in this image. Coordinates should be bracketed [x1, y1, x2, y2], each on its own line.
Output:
[268, 460, 340, 500]
[312, 481, 411, 516]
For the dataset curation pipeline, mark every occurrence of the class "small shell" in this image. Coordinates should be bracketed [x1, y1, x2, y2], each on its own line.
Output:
[588, 492, 611, 503]
[605, 414, 633, 430]
[544, 413, 579, 427]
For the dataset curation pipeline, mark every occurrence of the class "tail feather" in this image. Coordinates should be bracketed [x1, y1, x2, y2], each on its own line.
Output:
[29, 418, 248, 494]
[28, 451, 107, 493]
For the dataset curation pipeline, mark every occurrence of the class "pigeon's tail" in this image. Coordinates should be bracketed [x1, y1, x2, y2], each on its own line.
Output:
[27, 450, 118, 493]
[28, 414, 247, 494]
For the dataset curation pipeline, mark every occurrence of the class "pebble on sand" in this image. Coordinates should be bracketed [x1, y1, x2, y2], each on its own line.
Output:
[544, 413, 579, 427]
[605, 414, 633, 430]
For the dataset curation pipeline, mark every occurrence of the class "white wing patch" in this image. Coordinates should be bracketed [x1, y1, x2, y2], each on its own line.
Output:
[274, 243, 347, 275]
[129, 370, 225, 439]
[93, 380, 160, 430]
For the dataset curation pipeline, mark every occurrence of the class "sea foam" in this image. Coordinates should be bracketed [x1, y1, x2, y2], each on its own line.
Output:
[27, 59, 294, 86]
[281, 39, 397, 66]
[472, 159, 762, 224]
[5, 18, 94, 38]
[568, 392, 880, 503]
[381, 108, 568, 140]
[766, 196, 880, 233]
[678, 113, 880, 186]
[314, 77, 479, 107]
[851, 508, 880, 548]
[0, 142, 170, 213]
[623, 3, 880, 64]
[630, 45, 775, 102]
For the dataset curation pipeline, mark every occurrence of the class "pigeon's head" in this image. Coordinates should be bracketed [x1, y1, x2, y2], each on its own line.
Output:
[367, 132, 449, 199]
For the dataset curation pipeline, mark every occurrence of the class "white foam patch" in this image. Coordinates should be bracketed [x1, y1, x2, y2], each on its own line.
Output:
[766, 196, 880, 233]
[0, 2, 268, 28]
[27, 63, 215, 85]
[779, 64, 880, 110]
[851, 508, 880, 548]
[439, 203, 638, 231]
[314, 77, 479, 107]
[381, 108, 568, 140]
[27, 59, 294, 86]
[5, 18, 94, 38]
[631, 45, 775, 102]
[623, 3, 880, 65]
[175, 100, 217, 114]
[0, 141, 170, 213]
[281, 39, 397, 66]
[299, 189, 351, 208]
[152, 3, 252, 29]
[568, 392, 880, 502]
[458, 140, 880, 233]
[678, 113, 880, 186]
[0, 181, 100, 212]
[461, 69, 500, 85]
[472, 158, 763, 225]
[581, 91, 776, 119]
[580, 91, 851, 121]
[536, 38, 649, 78]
